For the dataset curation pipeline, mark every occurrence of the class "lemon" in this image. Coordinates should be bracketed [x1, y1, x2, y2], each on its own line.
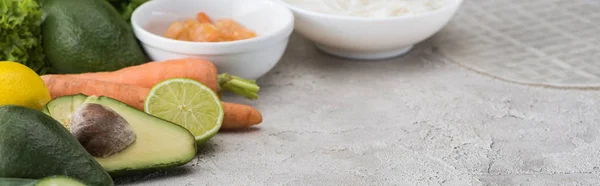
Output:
[0, 62, 51, 110]
[144, 78, 223, 144]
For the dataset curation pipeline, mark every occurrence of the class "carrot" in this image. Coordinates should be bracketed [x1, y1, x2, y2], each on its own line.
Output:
[42, 76, 262, 129]
[221, 102, 262, 130]
[42, 58, 259, 100]
[43, 76, 148, 110]
[222, 102, 262, 129]
[44, 58, 218, 92]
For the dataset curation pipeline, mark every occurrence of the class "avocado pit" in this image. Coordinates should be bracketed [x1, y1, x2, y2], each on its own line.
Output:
[69, 103, 136, 157]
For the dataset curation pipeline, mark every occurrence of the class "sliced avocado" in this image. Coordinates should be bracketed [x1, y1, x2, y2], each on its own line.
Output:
[0, 105, 114, 186]
[44, 95, 197, 175]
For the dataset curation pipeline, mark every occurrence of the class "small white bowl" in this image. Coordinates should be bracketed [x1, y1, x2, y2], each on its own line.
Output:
[279, 0, 463, 60]
[131, 0, 294, 80]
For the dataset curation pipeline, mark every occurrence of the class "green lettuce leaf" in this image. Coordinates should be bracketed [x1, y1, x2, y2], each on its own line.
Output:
[0, 0, 47, 74]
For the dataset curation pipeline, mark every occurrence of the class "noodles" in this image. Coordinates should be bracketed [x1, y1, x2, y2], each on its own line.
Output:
[283, 0, 445, 18]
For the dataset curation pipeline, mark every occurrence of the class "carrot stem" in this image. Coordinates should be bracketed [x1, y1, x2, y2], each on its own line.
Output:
[217, 73, 260, 100]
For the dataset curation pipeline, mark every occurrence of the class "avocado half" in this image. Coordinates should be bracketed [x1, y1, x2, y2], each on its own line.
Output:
[42, 94, 197, 175]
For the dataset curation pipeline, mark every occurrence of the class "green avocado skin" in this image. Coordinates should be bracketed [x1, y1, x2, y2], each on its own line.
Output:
[0, 105, 114, 186]
[42, 0, 149, 74]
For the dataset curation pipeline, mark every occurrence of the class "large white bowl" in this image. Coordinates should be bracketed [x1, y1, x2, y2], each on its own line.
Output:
[131, 0, 294, 80]
[279, 0, 463, 60]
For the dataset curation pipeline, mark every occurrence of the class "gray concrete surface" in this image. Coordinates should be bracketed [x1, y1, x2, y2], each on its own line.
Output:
[115, 33, 600, 185]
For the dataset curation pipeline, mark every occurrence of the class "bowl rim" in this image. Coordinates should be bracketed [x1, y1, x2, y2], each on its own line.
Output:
[277, 0, 464, 21]
[131, 0, 295, 51]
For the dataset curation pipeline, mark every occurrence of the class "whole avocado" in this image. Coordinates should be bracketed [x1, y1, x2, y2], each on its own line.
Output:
[0, 105, 114, 186]
[42, 0, 149, 74]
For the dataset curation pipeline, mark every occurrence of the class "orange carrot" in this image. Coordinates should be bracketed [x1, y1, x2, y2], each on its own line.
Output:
[42, 58, 259, 100]
[42, 75, 148, 110]
[43, 58, 219, 92]
[42, 76, 262, 129]
[222, 102, 262, 129]
[221, 102, 262, 130]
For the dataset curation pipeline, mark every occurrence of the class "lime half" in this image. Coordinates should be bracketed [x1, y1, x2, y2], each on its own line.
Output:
[144, 78, 223, 144]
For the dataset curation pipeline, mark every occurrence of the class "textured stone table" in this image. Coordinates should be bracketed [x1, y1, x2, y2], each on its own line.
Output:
[115, 32, 600, 185]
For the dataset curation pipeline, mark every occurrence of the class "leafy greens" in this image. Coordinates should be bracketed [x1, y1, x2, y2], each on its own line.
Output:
[0, 0, 47, 74]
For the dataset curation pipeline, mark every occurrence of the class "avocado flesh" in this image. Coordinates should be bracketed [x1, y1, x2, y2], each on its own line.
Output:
[42, 94, 88, 128]
[45, 95, 197, 175]
[0, 106, 114, 186]
[35, 176, 86, 186]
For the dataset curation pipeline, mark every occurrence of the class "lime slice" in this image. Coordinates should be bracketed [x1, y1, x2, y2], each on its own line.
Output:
[144, 78, 223, 144]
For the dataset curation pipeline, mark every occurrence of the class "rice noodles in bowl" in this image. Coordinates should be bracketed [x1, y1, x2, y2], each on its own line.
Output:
[280, 0, 462, 60]
[282, 0, 445, 18]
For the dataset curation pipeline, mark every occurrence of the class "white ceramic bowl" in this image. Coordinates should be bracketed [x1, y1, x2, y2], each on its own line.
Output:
[131, 0, 294, 80]
[279, 0, 463, 60]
